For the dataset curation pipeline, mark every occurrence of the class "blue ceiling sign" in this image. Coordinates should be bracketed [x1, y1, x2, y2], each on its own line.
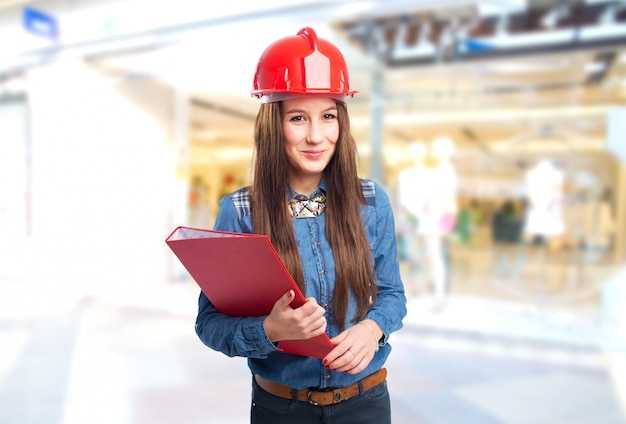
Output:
[463, 39, 496, 53]
[22, 6, 58, 40]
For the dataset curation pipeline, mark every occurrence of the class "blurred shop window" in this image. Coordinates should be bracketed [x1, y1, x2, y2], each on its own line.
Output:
[491, 199, 526, 283]
[396, 208, 419, 262]
[580, 187, 616, 258]
[492, 200, 526, 245]
[452, 198, 483, 245]
[220, 174, 238, 199]
[188, 175, 211, 229]
[397, 137, 458, 308]
[506, 158, 618, 299]
[561, 170, 615, 262]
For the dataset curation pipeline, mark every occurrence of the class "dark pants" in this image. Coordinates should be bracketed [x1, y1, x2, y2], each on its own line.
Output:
[250, 377, 391, 424]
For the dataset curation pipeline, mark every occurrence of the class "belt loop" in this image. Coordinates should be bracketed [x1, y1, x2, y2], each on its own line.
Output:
[357, 379, 364, 395]
[291, 388, 298, 400]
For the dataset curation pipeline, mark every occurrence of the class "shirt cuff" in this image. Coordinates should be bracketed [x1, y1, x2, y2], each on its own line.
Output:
[244, 317, 281, 356]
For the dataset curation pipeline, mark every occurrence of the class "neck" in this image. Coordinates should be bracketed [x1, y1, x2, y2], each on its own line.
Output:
[288, 174, 322, 197]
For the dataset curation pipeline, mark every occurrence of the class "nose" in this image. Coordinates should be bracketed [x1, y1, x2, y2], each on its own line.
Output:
[306, 121, 324, 144]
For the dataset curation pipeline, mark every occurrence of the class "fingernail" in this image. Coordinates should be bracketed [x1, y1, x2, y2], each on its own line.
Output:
[323, 359, 329, 365]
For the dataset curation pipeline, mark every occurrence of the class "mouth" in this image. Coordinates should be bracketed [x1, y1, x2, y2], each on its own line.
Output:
[302, 150, 326, 159]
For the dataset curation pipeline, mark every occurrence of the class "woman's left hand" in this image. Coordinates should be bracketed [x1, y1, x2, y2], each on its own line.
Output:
[323, 321, 380, 374]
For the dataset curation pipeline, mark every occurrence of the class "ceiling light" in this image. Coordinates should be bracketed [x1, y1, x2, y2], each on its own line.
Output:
[585, 61, 607, 74]
[479, 60, 566, 74]
[392, 43, 436, 61]
[477, 1, 526, 17]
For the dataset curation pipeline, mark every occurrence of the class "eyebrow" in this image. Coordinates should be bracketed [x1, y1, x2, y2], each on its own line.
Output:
[283, 106, 338, 115]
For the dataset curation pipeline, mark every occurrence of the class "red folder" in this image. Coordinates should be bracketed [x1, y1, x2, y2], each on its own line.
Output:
[165, 226, 334, 358]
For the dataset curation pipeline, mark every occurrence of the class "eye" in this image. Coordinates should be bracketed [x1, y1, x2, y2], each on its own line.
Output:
[288, 115, 305, 122]
[323, 113, 337, 120]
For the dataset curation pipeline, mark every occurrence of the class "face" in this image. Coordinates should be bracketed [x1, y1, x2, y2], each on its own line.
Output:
[281, 97, 339, 189]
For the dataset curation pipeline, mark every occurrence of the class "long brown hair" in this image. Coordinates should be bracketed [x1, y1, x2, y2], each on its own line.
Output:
[249, 101, 376, 329]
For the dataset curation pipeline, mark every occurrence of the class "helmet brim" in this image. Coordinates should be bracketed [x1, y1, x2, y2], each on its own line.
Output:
[255, 91, 357, 104]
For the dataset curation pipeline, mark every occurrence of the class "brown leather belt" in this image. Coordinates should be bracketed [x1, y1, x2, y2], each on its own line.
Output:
[254, 368, 387, 406]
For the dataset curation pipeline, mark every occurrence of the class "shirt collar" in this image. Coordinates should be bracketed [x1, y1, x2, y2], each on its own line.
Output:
[287, 177, 327, 200]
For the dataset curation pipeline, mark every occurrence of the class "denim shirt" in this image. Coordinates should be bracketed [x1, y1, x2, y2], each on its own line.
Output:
[195, 179, 407, 390]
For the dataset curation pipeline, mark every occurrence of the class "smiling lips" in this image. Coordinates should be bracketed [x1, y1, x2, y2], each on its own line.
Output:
[302, 150, 326, 159]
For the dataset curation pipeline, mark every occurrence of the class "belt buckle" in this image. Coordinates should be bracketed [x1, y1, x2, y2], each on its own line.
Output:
[307, 390, 319, 406]
[307, 389, 343, 406]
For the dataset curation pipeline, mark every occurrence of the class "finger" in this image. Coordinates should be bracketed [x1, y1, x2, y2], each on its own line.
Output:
[297, 302, 326, 326]
[323, 341, 353, 367]
[310, 315, 327, 334]
[305, 296, 319, 305]
[327, 347, 361, 372]
[324, 330, 350, 365]
[300, 308, 327, 337]
[274, 290, 295, 310]
[329, 331, 347, 346]
[301, 297, 325, 315]
[337, 343, 376, 374]
[325, 326, 376, 371]
[342, 360, 369, 375]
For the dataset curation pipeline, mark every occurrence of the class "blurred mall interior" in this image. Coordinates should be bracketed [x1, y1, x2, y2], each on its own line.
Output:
[1, 0, 626, 423]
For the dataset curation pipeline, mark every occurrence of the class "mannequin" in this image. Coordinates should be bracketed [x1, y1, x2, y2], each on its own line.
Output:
[397, 142, 428, 297]
[398, 137, 458, 308]
[524, 159, 565, 240]
[523, 159, 566, 291]
[398, 142, 429, 221]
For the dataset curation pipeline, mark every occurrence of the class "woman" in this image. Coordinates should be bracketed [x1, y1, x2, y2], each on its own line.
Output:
[195, 27, 407, 424]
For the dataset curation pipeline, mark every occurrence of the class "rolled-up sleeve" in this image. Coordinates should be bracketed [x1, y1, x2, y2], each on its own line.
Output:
[364, 183, 407, 345]
[195, 292, 277, 358]
[194, 195, 277, 358]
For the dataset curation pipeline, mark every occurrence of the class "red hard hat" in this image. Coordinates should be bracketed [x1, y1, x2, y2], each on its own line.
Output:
[251, 27, 357, 102]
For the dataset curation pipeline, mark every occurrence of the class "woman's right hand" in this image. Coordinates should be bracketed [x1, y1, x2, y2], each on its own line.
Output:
[263, 290, 327, 343]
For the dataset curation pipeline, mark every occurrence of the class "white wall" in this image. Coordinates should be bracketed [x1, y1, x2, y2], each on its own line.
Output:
[27, 59, 180, 299]
[0, 99, 29, 280]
